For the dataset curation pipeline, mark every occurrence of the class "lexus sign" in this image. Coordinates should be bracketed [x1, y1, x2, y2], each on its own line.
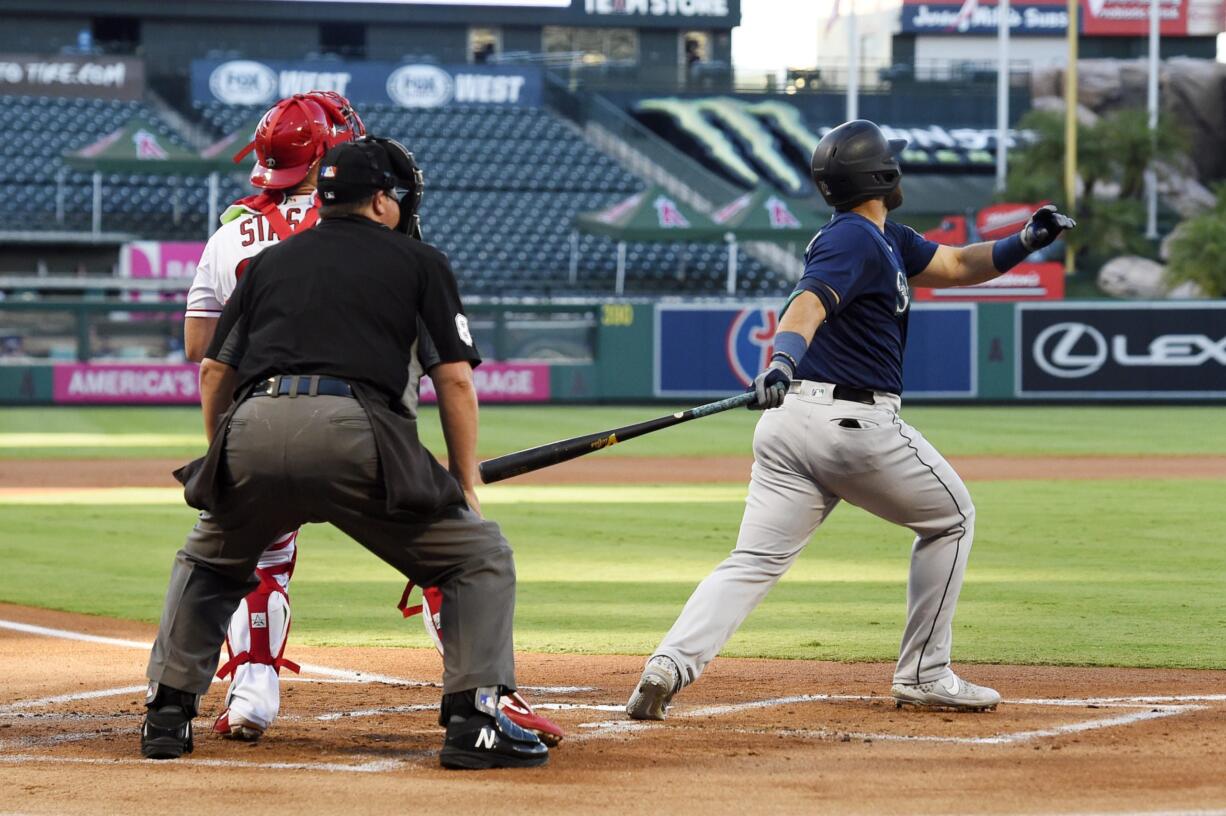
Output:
[1018, 303, 1226, 398]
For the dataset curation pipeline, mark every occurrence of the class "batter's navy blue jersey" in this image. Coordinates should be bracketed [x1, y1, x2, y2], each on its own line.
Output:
[791, 212, 939, 394]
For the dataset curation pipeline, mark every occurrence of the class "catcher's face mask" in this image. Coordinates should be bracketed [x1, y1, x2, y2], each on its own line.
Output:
[370, 137, 424, 239]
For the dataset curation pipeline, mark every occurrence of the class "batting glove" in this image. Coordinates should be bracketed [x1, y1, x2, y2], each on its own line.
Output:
[1020, 204, 1077, 251]
[748, 358, 793, 411]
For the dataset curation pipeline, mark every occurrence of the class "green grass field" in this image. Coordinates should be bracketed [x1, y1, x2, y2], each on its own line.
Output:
[2, 405, 1226, 459]
[1, 405, 1223, 670]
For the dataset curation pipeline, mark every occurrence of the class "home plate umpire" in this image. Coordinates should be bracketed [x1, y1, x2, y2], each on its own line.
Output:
[140, 136, 548, 770]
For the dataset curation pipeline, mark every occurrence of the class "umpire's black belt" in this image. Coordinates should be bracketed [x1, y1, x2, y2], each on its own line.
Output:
[249, 375, 355, 399]
[789, 381, 877, 405]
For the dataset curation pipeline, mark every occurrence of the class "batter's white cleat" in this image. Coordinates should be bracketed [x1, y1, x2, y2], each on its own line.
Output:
[213, 709, 265, 742]
[626, 656, 681, 720]
[891, 673, 1001, 712]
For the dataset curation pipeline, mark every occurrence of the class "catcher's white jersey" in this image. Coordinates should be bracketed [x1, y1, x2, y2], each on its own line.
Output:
[185, 193, 318, 318]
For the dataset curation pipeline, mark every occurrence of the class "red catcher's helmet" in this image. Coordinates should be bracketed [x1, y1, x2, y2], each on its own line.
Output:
[305, 90, 366, 141]
[232, 93, 362, 190]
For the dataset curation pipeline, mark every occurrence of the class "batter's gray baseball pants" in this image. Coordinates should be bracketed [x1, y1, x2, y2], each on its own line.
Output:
[653, 382, 975, 687]
[147, 394, 517, 697]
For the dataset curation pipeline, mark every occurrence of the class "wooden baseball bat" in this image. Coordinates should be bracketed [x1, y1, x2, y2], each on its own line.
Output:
[478, 391, 758, 484]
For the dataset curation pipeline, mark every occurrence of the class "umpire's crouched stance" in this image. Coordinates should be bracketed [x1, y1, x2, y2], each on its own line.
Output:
[140, 137, 547, 770]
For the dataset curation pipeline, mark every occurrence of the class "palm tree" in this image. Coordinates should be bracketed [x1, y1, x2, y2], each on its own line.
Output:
[1004, 107, 1187, 262]
[1166, 184, 1226, 296]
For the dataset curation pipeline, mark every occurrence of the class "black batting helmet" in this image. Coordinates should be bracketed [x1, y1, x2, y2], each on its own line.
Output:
[810, 120, 907, 210]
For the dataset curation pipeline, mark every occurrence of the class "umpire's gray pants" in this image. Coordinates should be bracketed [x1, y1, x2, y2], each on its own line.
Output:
[653, 383, 975, 687]
[147, 394, 516, 696]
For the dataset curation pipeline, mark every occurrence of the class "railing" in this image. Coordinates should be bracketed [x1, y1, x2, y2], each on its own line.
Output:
[0, 298, 602, 364]
[548, 58, 1036, 95]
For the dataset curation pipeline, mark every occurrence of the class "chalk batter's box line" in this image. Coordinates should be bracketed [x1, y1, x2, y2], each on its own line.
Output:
[569, 693, 1220, 746]
[1, 617, 1222, 770]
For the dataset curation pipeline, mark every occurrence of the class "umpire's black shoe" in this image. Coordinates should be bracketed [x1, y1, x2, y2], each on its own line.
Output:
[140, 684, 197, 760]
[439, 687, 549, 770]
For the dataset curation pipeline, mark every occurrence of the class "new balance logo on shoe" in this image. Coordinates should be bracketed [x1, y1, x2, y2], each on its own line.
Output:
[475, 727, 496, 750]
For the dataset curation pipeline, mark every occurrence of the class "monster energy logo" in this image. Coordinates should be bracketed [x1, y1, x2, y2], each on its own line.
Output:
[635, 97, 1035, 195]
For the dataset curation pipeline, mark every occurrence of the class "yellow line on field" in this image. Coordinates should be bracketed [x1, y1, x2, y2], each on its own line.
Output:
[0, 484, 747, 506]
[0, 433, 202, 447]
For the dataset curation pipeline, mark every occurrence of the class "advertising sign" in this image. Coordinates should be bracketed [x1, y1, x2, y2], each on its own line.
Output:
[420, 363, 551, 403]
[584, 0, 732, 17]
[250, 1, 570, 4]
[1017, 303, 1226, 398]
[241, 0, 740, 27]
[1080, 0, 1188, 35]
[120, 242, 205, 280]
[0, 54, 144, 101]
[193, 59, 542, 108]
[655, 303, 975, 399]
[53, 364, 200, 404]
[900, 1, 1070, 34]
[915, 262, 1065, 302]
[900, 0, 1214, 35]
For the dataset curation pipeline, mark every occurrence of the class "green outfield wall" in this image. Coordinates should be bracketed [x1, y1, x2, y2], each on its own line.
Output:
[1, 299, 1223, 404]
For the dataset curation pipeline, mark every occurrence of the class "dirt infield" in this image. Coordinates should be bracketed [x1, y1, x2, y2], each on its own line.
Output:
[2, 604, 1225, 816]
[6, 453, 1226, 487]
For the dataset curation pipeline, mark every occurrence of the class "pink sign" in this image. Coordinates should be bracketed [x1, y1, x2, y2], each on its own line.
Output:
[53, 363, 199, 404]
[121, 241, 206, 280]
[419, 363, 551, 404]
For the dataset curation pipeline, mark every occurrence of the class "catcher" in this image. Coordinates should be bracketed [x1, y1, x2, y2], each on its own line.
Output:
[182, 91, 562, 746]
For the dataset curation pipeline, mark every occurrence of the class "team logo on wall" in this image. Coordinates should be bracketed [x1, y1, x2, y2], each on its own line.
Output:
[726, 308, 778, 386]
[654, 196, 690, 228]
[1019, 304, 1226, 397]
[208, 60, 278, 106]
[133, 130, 169, 160]
[765, 196, 802, 229]
[386, 64, 454, 108]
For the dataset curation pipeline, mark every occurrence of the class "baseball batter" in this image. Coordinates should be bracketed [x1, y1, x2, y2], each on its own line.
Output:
[626, 119, 1075, 719]
[183, 92, 561, 745]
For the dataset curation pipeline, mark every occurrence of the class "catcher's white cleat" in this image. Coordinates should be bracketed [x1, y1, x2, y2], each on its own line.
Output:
[626, 655, 681, 721]
[891, 673, 1000, 712]
[213, 709, 265, 742]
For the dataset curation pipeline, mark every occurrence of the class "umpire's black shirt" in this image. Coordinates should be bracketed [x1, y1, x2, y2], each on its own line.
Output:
[195, 214, 481, 518]
[206, 214, 480, 401]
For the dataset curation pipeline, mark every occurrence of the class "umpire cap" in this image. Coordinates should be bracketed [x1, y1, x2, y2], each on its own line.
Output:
[317, 137, 424, 235]
[810, 120, 907, 210]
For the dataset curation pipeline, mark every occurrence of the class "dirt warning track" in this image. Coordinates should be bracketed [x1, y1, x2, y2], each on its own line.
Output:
[1, 604, 1225, 816]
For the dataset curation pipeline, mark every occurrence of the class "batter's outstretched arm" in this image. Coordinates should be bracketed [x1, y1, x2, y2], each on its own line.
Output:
[911, 242, 999, 289]
[911, 204, 1076, 289]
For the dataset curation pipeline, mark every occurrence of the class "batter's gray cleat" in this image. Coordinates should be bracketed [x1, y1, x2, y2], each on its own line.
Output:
[626, 655, 681, 720]
[891, 674, 1001, 712]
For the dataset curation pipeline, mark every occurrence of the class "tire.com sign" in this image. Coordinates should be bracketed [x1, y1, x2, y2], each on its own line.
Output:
[1017, 303, 1226, 398]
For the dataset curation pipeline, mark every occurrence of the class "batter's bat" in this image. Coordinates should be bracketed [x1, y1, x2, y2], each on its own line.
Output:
[479, 391, 758, 484]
